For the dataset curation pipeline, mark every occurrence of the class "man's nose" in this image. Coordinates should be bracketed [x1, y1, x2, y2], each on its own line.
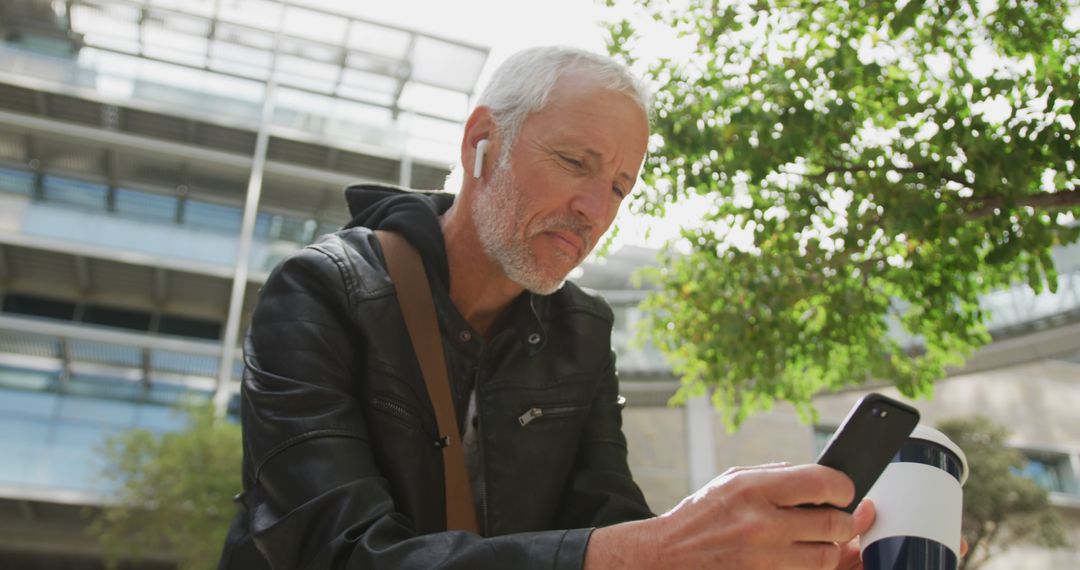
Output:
[571, 179, 614, 230]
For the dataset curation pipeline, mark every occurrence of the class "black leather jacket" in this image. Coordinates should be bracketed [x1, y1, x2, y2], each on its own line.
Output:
[218, 199, 652, 569]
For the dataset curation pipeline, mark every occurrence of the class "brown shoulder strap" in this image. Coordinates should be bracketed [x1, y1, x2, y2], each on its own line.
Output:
[374, 230, 479, 534]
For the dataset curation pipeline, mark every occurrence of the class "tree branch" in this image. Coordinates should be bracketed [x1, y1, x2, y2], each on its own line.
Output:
[790, 163, 1080, 220]
[969, 519, 1005, 570]
[803, 163, 973, 189]
[962, 520, 994, 570]
[967, 189, 1080, 218]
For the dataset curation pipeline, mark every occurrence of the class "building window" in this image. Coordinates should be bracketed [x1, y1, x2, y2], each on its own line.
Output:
[82, 304, 153, 332]
[158, 315, 221, 340]
[813, 425, 838, 457]
[2, 293, 77, 321]
[42, 175, 108, 211]
[1016, 450, 1079, 495]
[0, 166, 35, 195]
[114, 187, 178, 223]
[183, 198, 243, 234]
[2, 293, 222, 341]
[0, 365, 208, 493]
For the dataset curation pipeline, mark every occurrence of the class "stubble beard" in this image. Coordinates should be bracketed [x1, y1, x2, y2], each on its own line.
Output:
[471, 159, 592, 296]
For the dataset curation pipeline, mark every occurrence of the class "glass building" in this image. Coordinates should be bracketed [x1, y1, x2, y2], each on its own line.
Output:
[0, 0, 493, 566]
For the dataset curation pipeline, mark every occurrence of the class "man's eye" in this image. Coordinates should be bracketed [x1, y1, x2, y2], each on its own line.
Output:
[559, 154, 584, 168]
[612, 186, 627, 199]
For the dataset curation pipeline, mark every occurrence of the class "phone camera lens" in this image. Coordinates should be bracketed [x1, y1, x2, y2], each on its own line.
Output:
[871, 407, 881, 417]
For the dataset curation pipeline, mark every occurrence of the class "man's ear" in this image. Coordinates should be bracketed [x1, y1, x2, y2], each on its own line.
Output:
[461, 106, 497, 181]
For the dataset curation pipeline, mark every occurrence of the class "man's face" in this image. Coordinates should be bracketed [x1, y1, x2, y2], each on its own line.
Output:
[472, 73, 650, 294]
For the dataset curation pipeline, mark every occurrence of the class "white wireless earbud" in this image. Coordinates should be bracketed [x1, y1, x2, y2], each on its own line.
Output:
[473, 139, 489, 179]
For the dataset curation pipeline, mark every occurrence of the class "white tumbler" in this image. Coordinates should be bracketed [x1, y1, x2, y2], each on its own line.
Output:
[860, 425, 968, 570]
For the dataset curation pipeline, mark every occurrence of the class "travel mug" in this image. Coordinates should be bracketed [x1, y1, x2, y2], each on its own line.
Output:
[860, 425, 968, 570]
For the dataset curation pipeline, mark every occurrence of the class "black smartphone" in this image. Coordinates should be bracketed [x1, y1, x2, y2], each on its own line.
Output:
[814, 393, 920, 513]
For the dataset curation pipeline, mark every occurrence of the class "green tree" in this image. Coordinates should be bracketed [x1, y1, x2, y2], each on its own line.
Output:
[937, 416, 1068, 569]
[91, 402, 242, 570]
[605, 0, 1080, 427]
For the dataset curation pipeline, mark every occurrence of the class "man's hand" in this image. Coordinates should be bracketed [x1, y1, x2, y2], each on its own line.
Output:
[585, 463, 866, 570]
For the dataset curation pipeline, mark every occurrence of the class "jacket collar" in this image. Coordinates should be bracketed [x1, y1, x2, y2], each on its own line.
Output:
[343, 183, 454, 289]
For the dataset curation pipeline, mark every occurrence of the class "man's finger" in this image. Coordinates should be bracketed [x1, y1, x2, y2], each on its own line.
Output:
[782, 506, 856, 543]
[710, 461, 795, 490]
[833, 501, 876, 570]
[758, 464, 855, 509]
[852, 499, 875, 535]
[836, 537, 864, 570]
[720, 461, 793, 477]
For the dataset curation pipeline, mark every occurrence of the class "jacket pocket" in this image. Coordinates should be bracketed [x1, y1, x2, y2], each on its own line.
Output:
[371, 396, 427, 432]
[517, 403, 591, 427]
[517, 394, 627, 427]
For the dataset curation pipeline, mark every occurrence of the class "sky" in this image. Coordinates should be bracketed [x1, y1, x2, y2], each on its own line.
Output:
[300, 0, 614, 74]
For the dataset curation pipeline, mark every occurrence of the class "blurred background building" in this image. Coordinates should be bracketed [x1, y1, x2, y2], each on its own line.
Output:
[0, 1, 1076, 569]
[0, 0, 489, 566]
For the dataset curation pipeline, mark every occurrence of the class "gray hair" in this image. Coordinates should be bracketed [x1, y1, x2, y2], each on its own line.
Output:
[476, 46, 650, 157]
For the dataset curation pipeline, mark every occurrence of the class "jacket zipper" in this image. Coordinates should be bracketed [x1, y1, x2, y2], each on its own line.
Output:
[517, 404, 590, 426]
[371, 396, 426, 432]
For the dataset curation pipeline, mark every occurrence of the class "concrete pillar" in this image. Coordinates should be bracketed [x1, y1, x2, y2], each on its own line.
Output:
[686, 393, 717, 491]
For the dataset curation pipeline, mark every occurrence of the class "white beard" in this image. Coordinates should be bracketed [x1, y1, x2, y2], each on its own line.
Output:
[471, 160, 592, 295]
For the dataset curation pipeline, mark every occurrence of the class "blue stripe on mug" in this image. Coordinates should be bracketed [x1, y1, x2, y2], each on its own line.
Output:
[894, 440, 964, 482]
[863, 536, 959, 570]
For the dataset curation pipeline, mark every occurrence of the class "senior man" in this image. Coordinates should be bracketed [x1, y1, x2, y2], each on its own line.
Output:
[218, 46, 873, 569]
